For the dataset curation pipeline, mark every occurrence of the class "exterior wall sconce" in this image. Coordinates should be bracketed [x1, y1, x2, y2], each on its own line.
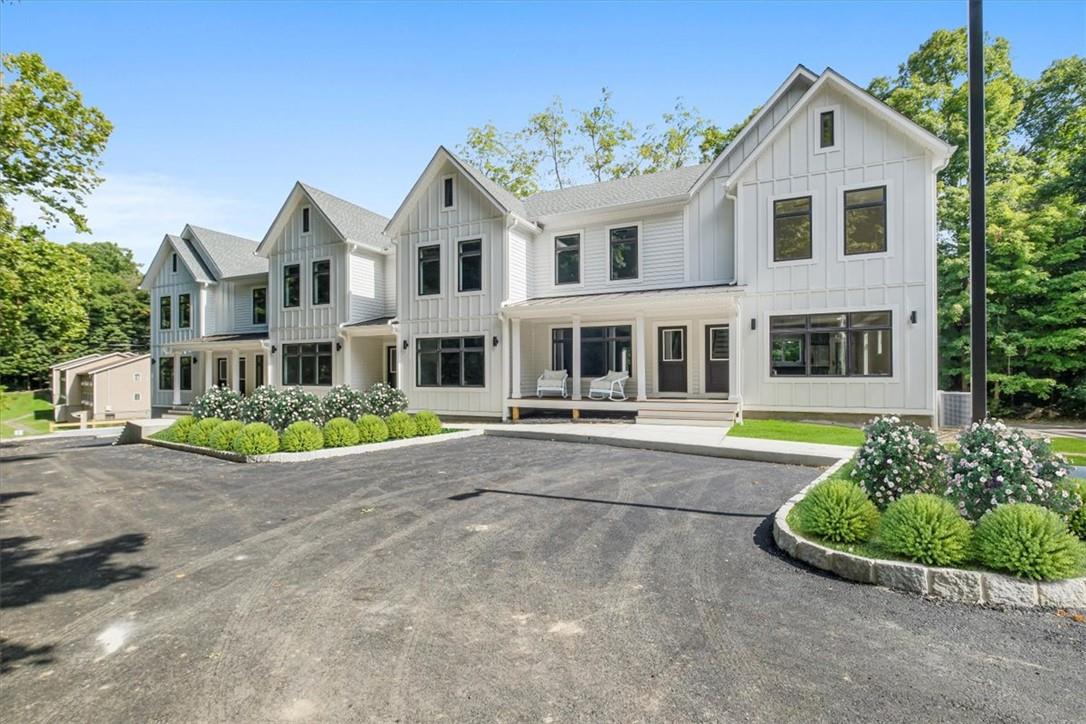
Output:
[750, 318, 757, 331]
[492, 336, 500, 347]
[402, 339, 409, 350]
[271, 345, 277, 354]
[909, 310, 918, 324]
[150, 358, 156, 365]
[335, 341, 342, 351]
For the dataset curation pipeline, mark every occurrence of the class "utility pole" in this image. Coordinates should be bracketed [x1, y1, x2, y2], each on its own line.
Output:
[969, 0, 987, 422]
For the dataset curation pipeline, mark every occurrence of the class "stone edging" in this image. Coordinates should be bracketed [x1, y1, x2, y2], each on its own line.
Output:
[772, 459, 1086, 608]
[144, 429, 484, 463]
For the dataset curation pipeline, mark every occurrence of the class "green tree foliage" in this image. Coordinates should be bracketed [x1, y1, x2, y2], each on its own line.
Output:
[634, 99, 709, 174]
[577, 88, 636, 182]
[527, 97, 576, 189]
[699, 106, 761, 163]
[68, 241, 150, 354]
[458, 123, 541, 198]
[0, 52, 113, 233]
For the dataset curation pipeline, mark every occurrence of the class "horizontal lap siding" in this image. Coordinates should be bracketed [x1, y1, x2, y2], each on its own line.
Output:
[349, 249, 387, 322]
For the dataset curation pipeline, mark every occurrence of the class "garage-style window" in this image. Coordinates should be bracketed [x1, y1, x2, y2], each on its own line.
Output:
[770, 311, 892, 377]
[283, 264, 300, 308]
[178, 293, 191, 329]
[418, 245, 440, 296]
[312, 259, 330, 305]
[844, 186, 887, 255]
[609, 226, 638, 280]
[158, 357, 173, 390]
[282, 343, 333, 386]
[159, 296, 171, 330]
[458, 239, 482, 292]
[554, 233, 580, 285]
[417, 336, 484, 387]
[773, 196, 812, 262]
[252, 287, 267, 325]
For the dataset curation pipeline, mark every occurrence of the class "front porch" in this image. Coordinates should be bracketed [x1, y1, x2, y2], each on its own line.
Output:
[155, 333, 269, 410]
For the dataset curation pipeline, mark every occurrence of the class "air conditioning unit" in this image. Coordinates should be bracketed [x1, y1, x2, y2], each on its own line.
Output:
[938, 391, 971, 429]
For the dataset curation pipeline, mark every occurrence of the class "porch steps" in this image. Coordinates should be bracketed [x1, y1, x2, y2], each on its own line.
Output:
[162, 406, 192, 419]
[636, 400, 739, 428]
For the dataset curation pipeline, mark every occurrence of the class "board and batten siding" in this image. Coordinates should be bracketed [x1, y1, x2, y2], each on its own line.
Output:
[150, 254, 200, 407]
[735, 83, 938, 415]
[396, 162, 508, 416]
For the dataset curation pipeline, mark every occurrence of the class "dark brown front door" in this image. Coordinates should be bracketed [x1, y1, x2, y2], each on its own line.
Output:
[657, 326, 687, 393]
[386, 346, 398, 388]
[705, 325, 729, 393]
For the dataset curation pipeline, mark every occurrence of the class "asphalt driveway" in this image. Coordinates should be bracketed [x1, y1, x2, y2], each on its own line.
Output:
[1, 435, 1083, 723]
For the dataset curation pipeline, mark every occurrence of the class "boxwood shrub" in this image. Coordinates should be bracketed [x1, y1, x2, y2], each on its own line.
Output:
[879, 493, 973, 566]
[793, 479, 880, 544]
[232, 422, 280, 455]
[187, 417, 223, 447]
[172, 415, 197, 443]
[356, 414, 389, 443]
[386, 411, 417, 440]
[323, 417, 360, 448]
[280, 420, 324, 452]
[973, 503, 1086, 580]
[413, 411, 442, 436]
[208, 420, 245, 451]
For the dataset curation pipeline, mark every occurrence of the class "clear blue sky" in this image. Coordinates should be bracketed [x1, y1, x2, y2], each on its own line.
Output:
[4, 0, 1083, 267]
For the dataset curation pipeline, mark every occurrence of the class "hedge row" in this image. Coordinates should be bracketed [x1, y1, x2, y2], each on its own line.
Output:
[152, 410, 446, 456]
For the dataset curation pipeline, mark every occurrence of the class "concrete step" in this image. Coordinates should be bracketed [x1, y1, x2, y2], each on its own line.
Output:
[638, 408, 737, 422]
[642, 400, 738, 413]
[635, 417, 734, 429]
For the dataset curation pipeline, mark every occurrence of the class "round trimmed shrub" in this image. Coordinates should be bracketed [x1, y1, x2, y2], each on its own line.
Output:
[413, 411, 441, 436]
[240, 385, 281, 424]
[152, 425, 178, 442]
[269, 386, 324, 430]
[232, 422, 280, 455]
[192, 385, 241, 421]
[208, 420, 245, 451]
[386, 411, 417, 440]
[794, 479, 880, 544]
[879, 493, 973, 566]
[187, 417, 223, 447]
[1064, 479, 1086, 540]
[973, 503, 1086, 580]
[321, 385, 366, 422]
[280, 420, 324, 452]
[363, 382, 408, 418]
[356, 414, 389, 444]
[323, 417, 360, 448]
[172, 415, 197, 443]
[852, 415, 945, 509]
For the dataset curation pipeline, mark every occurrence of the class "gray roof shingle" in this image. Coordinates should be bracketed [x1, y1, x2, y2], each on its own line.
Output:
[523, 164, 710, 218]
[187, 226, 266, 279]
[300, 182, 392, 251]
[168, 234, 216, 283]
[443, 148, 529, 218]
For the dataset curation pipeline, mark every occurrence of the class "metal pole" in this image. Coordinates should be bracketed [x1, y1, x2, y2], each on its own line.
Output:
[968, 0, 987, 422]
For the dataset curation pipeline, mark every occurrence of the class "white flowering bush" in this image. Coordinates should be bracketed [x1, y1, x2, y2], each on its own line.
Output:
[239, 385, 282, 424]
[192, 385, 241, 421]
[364, 382, 408, 418]
[321, 385, 366, 421]
[852, 416, 945, 509]
[945, 419, 1076, 521]
[268, 386, 324, 430]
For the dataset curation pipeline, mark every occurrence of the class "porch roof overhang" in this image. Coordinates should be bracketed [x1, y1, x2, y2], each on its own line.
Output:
[163, 332, 269, 352]
[342, 316, 396, 337]
[502, 283, 743, 320]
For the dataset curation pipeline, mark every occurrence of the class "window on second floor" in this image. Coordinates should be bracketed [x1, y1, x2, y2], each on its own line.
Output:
[252, 287, 267, 325]
[843, 186, 888, 255]
[418, 245, 440, 296]
[283, 264, 300, 308]
[554, 233, 580, 285]
[458, 239, 482, 292]
[609, 225, 639, 280]
[178, 293, 191, 329]
[442, 176, 455, 209]
[312, 259, 331, 305]
[159, 296, 172, 330]
[773, 196, 812, 262]
[301, 206, 311, 234]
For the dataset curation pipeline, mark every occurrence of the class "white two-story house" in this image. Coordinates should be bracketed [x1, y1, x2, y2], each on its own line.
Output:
[385, 66, 952, 425]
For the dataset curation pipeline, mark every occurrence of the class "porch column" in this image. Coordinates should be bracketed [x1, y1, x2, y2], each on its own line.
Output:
[571, 316, 582, 401]
[511, 318, 522, 400]
[730, 300, 742, 401]
[265, 346, 276, 389]
[230, 350, 240, 392]
[172, 352, 181, 405]
[341, 336, 353, 387]
[204, 351, 214, 391]
[635, 314, 647, 401]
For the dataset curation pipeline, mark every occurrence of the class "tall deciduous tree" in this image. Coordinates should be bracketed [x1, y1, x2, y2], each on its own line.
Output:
[68, 241, 151, 354]
[577, 88, 635, 182]
[528, 97, 576, 189]
[458, 123, 541, 198]
[700, 106, 762, 162]
[635, 99, 709, 173]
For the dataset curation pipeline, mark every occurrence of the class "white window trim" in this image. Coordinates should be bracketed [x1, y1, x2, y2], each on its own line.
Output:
[812, 104, 841, 155]
[767, 190, 821, 269]
[661, 327, 685, 362]
[454, 234, 485, 297]
[310, 256, 333, 308]
[707, 324, 730, 362]
[605, 221, 643, 283]
[415, 242, 442, 299]
[649, 320, 693, 396]
[550, 228, 584, 289]
[836, 179, 894, 262]
[411, 333, 490, 392]
[440, 174, 457, 212]
[301, 206, 312, 235]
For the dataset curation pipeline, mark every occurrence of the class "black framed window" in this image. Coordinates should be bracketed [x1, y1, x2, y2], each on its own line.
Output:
[178, 293, 191, 329]
[282, 343, 333, 386]
[158, 357, 173, 390]
[283, 264, 300, 308]
[609, 226, 638, 280]
[555, 233, 580, 285]
[179, 356, 193, 391]
[770, 311, 891, 377]
[302, 207, 311, 233]
[416, 336, 484, 387]
[820, 110, 835, 148]
[442, 177, 455, 209]
[171, 252, 178, 273]
[252, 287, 267, 325]
[159, 296, 171, 329]
[551, 325, 632, 377]
[418, 245, 440, 296]
[458, 239, 482, 292]
[312, 259, 330, 305]
[843, 186, 887, 255]
[773, 196, 812, 262]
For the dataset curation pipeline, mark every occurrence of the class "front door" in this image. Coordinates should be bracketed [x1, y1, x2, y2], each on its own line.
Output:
[386, 346, 397, 388]
[705, 325, 730, 394]
[216, 357, 228, 388]
[657, 326, 687, 394]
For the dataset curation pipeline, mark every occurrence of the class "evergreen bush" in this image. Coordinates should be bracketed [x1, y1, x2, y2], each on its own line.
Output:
[386, 411, 417, 440]
[187, 417, 223, 447]
[973, 503, 1086, 580]
[793, 479, 880, 544]
[356, 414, 389, 443]
[208, 420, 244, 451]
[413, 410, 442, 436]
[232, 422, 280, 455]
[323, 417, 360, 448]
[879, 493, 973, 566]
[280, 420, 324, 452]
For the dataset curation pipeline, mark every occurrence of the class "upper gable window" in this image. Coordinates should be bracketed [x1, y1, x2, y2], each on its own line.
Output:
[608, 225, 639, 281]
[171, 252, 178, 273]
[773, 196, 812, 262]
[442, 176, 455, 210]
[312, 259, 331, 305]
[843, 186, 888, 255]
[819, 110, 835, 149]
[301, 207, 311, 234]
[283, 264, 300, 308]
[554, 233, 580, 285]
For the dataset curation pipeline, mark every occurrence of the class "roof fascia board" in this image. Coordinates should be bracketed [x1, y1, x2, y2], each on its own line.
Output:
[532, 196, 689, 228]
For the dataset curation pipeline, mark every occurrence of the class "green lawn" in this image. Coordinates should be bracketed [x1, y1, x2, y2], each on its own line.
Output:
[1051, 436, 1086, 466]
[0, 389, 54, 438]
[727, 418, 864, 447]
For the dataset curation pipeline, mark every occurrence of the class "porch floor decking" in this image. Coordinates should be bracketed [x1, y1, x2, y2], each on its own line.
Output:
[506, 396, 740, 427]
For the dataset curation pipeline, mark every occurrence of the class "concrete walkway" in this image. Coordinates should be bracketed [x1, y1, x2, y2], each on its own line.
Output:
[463, 421, 855, 467]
